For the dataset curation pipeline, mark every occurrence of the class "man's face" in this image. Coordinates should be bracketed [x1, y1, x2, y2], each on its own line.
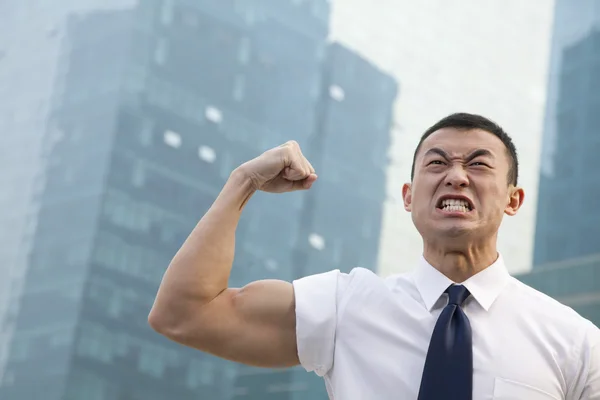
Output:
[402, 128, 524, 242]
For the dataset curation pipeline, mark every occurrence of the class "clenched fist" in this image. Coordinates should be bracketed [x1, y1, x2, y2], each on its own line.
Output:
[237, 141, 318, 193]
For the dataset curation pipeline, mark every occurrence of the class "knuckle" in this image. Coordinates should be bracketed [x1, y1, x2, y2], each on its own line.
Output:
[280, 146, 293, 159]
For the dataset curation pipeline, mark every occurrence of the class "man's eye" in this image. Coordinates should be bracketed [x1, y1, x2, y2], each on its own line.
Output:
[428, 160, 445, 165]
[470, 162, 487, 167]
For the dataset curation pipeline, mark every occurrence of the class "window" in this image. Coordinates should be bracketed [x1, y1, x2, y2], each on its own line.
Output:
[308, 233, 325, 250]
[49, 328, 73, 348]
[233, 74, 245, 101]
[138, 349, 164, 378]
[332, 238, 343, 264]
[160, 0, 174, 25]
[205, 106, 223, 123]
[185, 359, 215, 388]
[163, 130, 181, 148]
[132, 160, 145, 187]
[198, 146, 216, 163]
[154, 38, 168, 65]
[362, 214, 373, 238]
[329, 85, 345, 101]
[137, 342, 177, 378]
[238, 37, 251, 64]
[185, 360, 201, 389]
[64, 370, 109, 400]
[94, 231, 173, 285]
[103, 191, 152, 232]
[244, 8, 255, 25]
[219, 151, 233, 179]
[139, 120, 153, 147]
[76, 324, 113, 363]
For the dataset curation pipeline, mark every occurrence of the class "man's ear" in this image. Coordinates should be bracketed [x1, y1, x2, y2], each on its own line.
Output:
[402, 183, 412, 212]
[504, 186, 525, 216]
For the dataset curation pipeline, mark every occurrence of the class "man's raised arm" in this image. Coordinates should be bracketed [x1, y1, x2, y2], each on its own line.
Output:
[148, 141, 317, 368]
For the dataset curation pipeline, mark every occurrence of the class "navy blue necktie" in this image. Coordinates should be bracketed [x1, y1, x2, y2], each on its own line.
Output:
[418, 285, 473, 400]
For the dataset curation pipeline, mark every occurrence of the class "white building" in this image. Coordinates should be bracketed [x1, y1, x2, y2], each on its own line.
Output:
[330, 0, 555, 276]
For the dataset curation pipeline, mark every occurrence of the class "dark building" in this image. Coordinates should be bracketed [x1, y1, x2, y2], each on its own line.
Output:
[236, 43, 399, 400]
[1, 1, 397, 400]
[518, 0, 600, 327]
[295, 42, 398, 279]
[533, 1, 600, 266]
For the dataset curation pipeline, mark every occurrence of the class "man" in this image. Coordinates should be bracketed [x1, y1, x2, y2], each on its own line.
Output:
[149, 113, 600, 399]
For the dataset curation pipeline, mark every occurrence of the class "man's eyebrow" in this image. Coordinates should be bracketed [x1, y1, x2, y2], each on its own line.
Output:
[423, 147, 450, 160]
[423, 148, 494, 163]
[465, 149, 494, 163]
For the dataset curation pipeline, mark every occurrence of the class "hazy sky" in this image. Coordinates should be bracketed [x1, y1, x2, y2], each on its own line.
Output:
[330, 0, 555, 276]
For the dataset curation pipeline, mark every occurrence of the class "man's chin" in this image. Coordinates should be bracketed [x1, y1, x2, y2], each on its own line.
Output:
[434, 223, 476, 238]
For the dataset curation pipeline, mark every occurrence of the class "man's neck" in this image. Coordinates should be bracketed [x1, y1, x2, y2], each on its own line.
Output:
[422, 241, 499, 283]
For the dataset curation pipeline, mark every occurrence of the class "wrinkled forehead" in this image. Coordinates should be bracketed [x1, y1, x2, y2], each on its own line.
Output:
[418, 128, 507, 159]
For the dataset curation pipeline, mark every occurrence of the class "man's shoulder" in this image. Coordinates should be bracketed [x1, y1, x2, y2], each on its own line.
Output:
[293, 267, 385, 293]
[346, 267, 415, 288]
[508, 277, 596, 331]
[293, 267, 419, 308]
[295, 266, 380, 281]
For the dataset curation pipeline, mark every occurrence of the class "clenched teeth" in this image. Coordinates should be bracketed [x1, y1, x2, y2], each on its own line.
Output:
[440, 199, 471, 212]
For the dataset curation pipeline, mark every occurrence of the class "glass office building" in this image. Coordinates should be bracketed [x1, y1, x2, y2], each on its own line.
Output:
[0, 1, 398, 399]
[533, 0, 600, 266]
[517, 0, 600, 327]
[236, 42, 398, 400]
[0, 0, 138, 382]
[294, 43, 398, 279]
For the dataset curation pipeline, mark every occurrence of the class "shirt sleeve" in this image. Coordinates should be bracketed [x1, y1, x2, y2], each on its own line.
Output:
[572, 321, 600, 400]
[292, 269, 351, 377]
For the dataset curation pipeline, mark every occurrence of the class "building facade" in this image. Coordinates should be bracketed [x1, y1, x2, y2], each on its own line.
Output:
[236, 42, 398, 400]
[517, 0, 600, 327]
[0, 1, 397, 399]
[533, 0, 600, 266]
[0, 0, 138, 381]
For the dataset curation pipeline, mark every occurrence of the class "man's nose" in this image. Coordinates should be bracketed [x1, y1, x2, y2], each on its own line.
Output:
[445, 166, 469, 188]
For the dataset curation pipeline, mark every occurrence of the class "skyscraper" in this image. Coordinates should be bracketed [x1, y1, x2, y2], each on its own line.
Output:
[517, 0, 600, 327]
[295, 42, 398, 279]
[533, 0, 600, 266]
[0, 0, 138, 381]
[0, 1, 397, 399]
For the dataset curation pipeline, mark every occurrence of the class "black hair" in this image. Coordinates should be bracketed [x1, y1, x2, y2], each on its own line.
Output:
[410, 112, 519, 185]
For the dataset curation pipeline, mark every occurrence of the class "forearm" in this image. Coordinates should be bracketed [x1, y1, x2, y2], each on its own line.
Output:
[149, 167, 255, 323]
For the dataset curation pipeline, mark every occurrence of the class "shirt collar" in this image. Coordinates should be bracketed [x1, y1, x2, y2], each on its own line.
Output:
[413, 253, 510, 312]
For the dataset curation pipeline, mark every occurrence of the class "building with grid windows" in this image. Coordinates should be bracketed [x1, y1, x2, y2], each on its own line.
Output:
[0, 1, 398, 399]
[0, 0, 139, 384]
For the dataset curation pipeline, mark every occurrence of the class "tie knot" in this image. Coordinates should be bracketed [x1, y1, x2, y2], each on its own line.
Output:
[446, 285, 470, 306]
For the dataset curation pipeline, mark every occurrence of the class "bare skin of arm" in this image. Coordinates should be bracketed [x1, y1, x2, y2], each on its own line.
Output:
[148, 141, 317, 368]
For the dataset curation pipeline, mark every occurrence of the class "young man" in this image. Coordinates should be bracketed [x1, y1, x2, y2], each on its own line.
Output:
[149, 113, 600, 399]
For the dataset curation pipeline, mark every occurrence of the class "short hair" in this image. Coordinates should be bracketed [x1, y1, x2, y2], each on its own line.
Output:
[410, 113, 519, 186]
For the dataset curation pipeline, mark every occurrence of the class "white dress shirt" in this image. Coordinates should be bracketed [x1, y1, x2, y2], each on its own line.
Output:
[293, 255, 600, 400]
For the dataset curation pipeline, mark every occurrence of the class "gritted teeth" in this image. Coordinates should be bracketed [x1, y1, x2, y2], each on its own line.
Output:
[439, 198, 472, 212]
